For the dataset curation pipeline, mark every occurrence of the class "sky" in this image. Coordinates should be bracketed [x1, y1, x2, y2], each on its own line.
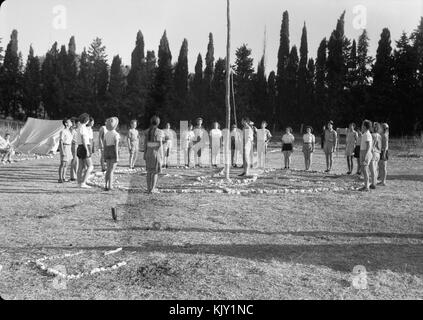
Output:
[0, 0, 422, 73]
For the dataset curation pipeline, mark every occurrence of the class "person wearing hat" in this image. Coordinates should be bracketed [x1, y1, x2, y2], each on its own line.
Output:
[378, 123, 389, 186]
[323, 120, 338, 173]
[103, 117, 120, 191]
[302, 126, 315, 171]
[193, 117, 204, 167]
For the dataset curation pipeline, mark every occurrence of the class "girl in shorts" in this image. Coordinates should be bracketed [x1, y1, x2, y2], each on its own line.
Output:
[282, 127, 295, 170]
[302, 126, 315, 171]
[378, 123, 390, 186]
[58, 118, 73, 183]
[346, 123, 359, 175]
[127, 120, 139, 170]
[76, 113, 93, 189]
[103, 117, 120, 191]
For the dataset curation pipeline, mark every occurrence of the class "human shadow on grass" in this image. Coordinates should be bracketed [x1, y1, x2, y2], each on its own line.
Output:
[85, 227, 423, 240]
[388, 175, 423, 182]
[26, 243, 423, 275]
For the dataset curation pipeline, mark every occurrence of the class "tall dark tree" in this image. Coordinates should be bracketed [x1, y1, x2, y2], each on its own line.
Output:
[22, 45, 42, 117]
[107, 55, 126, 119]
[87, 37, 109, 119]
[0, 30, 22, 118]
[191, 53, 203, 117]
[305, 58, 316, 127]
[285, 46, 299, 126]
[234, 44, 254, 118]
[392, 32, 418, 133]
[276, 10, 290, 127]
[267, 71, 277, 131]
[151, 31, 173, 122]
[372, 28, 393, 123]
[174, 39, 189, 105]
[356, 30, 373, 86]
[204, 33, 215, 92]
[411, 17, 423, 130]
[298, 22, 308, 123]
[210, 58, 226, 123]
[326, 11, 347, 122]
[253, 55, 268, 121]
[315, 38, 327, 123]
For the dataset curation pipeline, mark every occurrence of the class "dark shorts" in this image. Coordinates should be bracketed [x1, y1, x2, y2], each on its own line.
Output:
[381, 150, 389, 161]
[77, 145, 89, 160]
[282, 143, 293, 152]
[104, 145, 117, 162]
[353, 145, 360, 159]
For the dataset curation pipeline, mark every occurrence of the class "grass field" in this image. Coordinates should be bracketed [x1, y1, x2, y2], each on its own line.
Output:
[0, 139, 422, 300]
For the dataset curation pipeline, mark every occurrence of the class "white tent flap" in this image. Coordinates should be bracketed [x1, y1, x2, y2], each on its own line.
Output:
[12, 118, 64, 154]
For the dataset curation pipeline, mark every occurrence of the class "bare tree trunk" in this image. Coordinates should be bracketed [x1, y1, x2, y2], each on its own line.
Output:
[225, 0, 231, 180]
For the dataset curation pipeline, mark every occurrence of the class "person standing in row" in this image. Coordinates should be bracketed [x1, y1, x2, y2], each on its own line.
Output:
[323, 121, 338, 173]
[87, 117, 95, 154]
[282, 127, 295, 170]
[70, 118, 80, 182]
[240, 118, 254, 177]
[354, 129, 362, 176]
[359, 120, 373, 192]
[183, 124, 195, 168]
[144, 116, 164, 194]
[302, 126, 315, 171]
[58, 118, 73, 183]
[210, 122, 222, 168]
[346, 123, 359, 175]
[193, 117, 204, 168]
[257, 121, 272, 169]
[127, 120, 140, 170]
[230, 124, 241, 168]
[104, 117, 120, 191]
[378, 123, 390, 186]
[163, 123, 173, 169]
[370, 122, 382, 189]
[98, 121, 107, 173]
[76, 113, 93, 189]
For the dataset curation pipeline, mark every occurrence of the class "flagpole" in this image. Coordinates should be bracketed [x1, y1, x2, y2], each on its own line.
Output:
[225, 0, 231, 180]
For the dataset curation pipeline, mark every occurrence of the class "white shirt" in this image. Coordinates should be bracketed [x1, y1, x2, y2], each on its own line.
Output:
[104, 130, 120, 147]
[184, 131, 195, 148]
[75, 125, 89, 145]
[360, 131, 373, 151]
[86, 127, 94, 143]
[60, 129, 73, 145]
[303, 133, 315, 144]
[282, 133, 295, 144]
[210, 129, 222, 139]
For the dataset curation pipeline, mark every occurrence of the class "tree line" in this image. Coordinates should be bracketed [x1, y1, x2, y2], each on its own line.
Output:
[0, 11, 422, 135]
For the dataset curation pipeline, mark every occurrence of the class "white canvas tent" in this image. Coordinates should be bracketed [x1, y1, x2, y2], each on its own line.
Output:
[12, 118, 63, 154]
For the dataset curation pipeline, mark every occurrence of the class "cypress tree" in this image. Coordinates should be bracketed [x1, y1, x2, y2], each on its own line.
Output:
[372, 28, 393, 122]
[315, 38, 327, 123]
[191, 53, 203, 117]
[174, 39, 189, 102]
[22, 45, 42, 117]
[326, 11, 347, 122]
[267, 71, 277, 131]
[276, 11, 290, 126]
[107, 55, 126, 119]
[1, 30, 22, 118]
[211, 58, 226, 123]
[298, 22, 308, 123]
[151, 31, 173, 122]
[285, 46, 299, 126]
[234, 44, 254, 117]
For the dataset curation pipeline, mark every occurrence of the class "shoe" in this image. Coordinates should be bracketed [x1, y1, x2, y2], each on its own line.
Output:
[370, 185, 376, 190]
[58, 179, 63, 183]
[70, 178, 77, 182]
[358, 186, 370, 192]
[347, 172, 351, 175]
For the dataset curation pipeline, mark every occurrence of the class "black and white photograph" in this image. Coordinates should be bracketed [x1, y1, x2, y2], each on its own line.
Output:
[0, 0, 422, 305]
